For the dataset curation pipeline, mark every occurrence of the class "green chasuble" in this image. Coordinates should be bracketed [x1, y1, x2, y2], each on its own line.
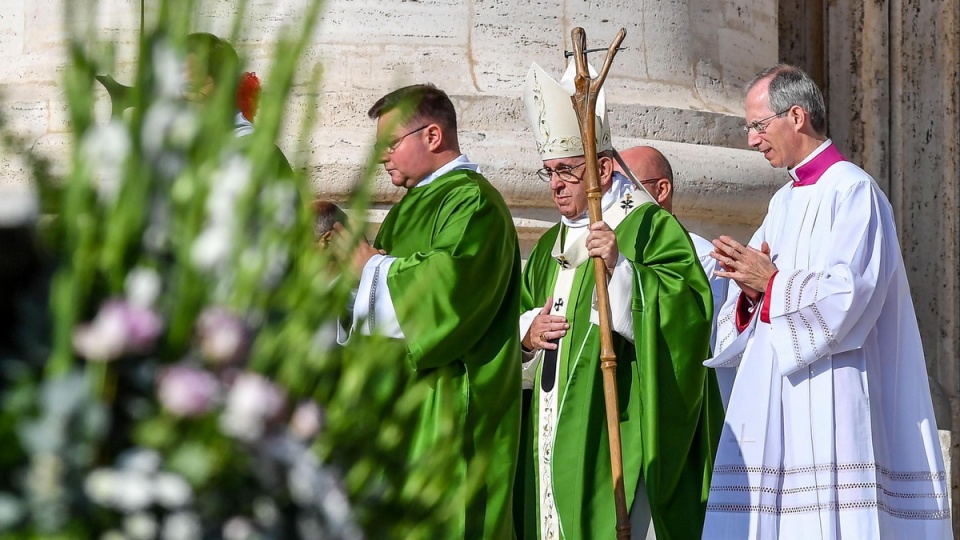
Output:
[375, 168, 523, 539]
[514, 201, 724, 540]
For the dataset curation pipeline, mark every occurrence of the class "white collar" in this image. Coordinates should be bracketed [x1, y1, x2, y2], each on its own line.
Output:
[787, 138, 832, 182]
[560, 171, 633, 228]
[412, 154, 479, 189]
[233, 111, 254, 138]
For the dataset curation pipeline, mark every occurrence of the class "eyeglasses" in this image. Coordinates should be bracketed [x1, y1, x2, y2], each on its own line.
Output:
[385, 125, 429, 153]
[742, 108, 793, 134]
[537, 162, 587, 183]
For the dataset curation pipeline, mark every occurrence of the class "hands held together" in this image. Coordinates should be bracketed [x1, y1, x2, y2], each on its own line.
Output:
[710, 235, 777, 302]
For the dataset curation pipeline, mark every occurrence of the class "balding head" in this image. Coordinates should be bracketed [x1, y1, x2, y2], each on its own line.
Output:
[614, 146, 674, 211]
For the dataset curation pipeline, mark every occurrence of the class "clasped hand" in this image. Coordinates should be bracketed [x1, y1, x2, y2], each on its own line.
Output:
[711, 235, 777, 301]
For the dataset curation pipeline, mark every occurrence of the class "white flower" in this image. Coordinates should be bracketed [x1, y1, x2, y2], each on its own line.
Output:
[261, 184, 297, 230]
[252, 497, 279, 528]
[125, 267, 162, 309]
[0, 492, 25, 529]
[118, 448, 162, 475]
[167, 108, 200, 148]
[124, 512, 158, 540]
[191, 225, 232, 271]
[85, 467, 154, 512]
[310, 321, 338, 355]
[152, 40, 186, 100]
[206, 155, 252, 224]
[26, 452, 63, 500]
[141, 101, 196, 160]
[260, 246, 288, 289]
[153, 472, 193, 509]
[161, 511, 202, 540]
[111, 470, 154, 513]
[289, 401, 323, 441]
[84, 468, 120, 506]
[72, 307, 127, 362]
[157, 364, 219, 418]
[81, 120, 131, 205]
[220, 372, 286, 441]
[223, 516, 255, 540]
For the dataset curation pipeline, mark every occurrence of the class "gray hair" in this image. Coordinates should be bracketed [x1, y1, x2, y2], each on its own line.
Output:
[745, 64, 827, 136]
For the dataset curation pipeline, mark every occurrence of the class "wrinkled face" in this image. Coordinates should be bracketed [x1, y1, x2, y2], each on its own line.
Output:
[745, 79, 799, 169]
[542, 156, 590, 219]
[376, 109, 434, 189]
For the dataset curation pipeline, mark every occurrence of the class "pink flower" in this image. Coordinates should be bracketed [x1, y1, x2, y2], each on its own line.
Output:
[220, 372, 286, 441]
[197, 307, 248, 365]
[73, 299, 164, 362]
[157, 365, 219, 418]
[289, 401, 324, 440]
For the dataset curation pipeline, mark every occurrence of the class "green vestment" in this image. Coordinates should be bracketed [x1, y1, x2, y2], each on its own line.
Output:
[375, 168, 523, 539]
[514, 201, 724, 540]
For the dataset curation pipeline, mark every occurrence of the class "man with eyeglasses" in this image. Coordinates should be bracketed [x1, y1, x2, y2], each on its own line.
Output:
[702, 65, 951, 539]
[514, 62, 723, 540]
[338, 83, 523, 539]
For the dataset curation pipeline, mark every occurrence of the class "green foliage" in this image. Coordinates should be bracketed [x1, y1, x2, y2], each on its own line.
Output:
[0, 1, 467, 538]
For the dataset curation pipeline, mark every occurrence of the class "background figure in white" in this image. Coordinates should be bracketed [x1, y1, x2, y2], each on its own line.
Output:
[615, 146, 732, 407]
[703, 64, 952, 539]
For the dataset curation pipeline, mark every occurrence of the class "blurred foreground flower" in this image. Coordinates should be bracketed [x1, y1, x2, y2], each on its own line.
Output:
[197, 307, 248, 365]
[72, 299, 163, 361]
[220, 372, 286, 441]
[0, 0, 467, 536]
[157, 364, 219, 418]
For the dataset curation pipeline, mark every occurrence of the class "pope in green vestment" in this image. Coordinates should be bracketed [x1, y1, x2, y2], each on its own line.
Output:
[515, 60, 723, 539]
[514, 188, 724, 539]
[345, 84, 522, 539]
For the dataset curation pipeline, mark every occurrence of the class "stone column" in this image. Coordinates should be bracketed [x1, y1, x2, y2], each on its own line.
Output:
[278, 0, 785, 252]
[0, 0, 784, 248]
[824, 0, 960, 531]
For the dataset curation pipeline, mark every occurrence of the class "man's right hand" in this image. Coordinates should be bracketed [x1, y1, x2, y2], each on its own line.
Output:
[522, 297, 569, 351]
[711, 237, 774, 302]
[333, 222, 382, 274]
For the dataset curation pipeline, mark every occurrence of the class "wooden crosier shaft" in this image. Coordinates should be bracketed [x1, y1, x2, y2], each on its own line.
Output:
[569, 26, 631, 540]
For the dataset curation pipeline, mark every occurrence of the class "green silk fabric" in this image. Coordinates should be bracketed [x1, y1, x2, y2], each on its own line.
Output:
[376, 168, 523, 539]
[514, 203, 724, 540]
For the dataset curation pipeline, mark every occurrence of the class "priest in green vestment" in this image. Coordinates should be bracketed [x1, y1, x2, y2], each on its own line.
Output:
[339, 84, 522, 539]
[513, 62, 724, 539]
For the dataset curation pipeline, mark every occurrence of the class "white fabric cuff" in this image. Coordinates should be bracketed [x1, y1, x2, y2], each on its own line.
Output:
[607, 254, 634, 342]
[519, 307, 543, 390]
[519, 307, 539, 345]
[354, 254, 405, 339]
[521, 349, 541, 390]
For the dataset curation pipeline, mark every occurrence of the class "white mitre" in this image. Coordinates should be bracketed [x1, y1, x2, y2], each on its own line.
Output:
[523, 60, 612, 160]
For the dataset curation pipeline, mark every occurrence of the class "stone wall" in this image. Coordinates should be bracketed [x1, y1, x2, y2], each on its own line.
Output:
[0, 0, 784, 253]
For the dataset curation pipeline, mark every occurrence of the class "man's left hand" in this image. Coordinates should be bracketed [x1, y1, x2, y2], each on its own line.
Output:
[711, 235, 777, 293]
[586, 221, 618, 275]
